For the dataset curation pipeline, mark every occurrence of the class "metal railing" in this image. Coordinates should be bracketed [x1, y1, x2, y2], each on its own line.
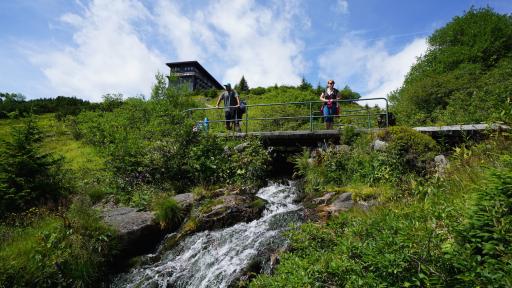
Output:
[184, 97, 389, 133]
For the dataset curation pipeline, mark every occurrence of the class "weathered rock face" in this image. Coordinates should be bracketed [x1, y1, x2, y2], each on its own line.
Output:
[97, 204, 162, 258]
[312, 191, 380, 222]
[173, 193, 194, 212]
[195, 195, 267, 231]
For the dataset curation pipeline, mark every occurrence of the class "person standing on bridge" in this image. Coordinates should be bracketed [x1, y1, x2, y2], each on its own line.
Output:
[216, 83, 241, 132]
[320, 79, 340, 129]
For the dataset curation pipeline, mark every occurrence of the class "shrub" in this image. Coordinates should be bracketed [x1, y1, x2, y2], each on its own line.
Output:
[153, 196, 183, 229]
[450, 155, 512, 286]
[249, 87, 266, 95]
[0, 116, 70, 218]
[0, 197, 117, 287]
[378, 126, 440, 177]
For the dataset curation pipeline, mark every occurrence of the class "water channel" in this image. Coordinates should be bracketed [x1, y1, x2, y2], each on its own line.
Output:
[112, 181, 303, 288]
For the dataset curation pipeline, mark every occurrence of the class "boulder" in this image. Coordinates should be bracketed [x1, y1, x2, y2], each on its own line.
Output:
[372, 139, 388, 151]
[326, 192, 354, 213]
[195, 195, 267, 231]
[98, 204, 162, 257]
[312, 192, 335, 205]
[173, 193, 195, 212]
[234, 142, 251, 153]
[315, 192, 354, 221]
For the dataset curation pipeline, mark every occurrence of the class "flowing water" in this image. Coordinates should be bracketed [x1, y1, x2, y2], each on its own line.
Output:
[112, 181, 303, 288]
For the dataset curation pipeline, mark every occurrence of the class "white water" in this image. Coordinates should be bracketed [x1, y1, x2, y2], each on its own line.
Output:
[112, 181, 302, 288]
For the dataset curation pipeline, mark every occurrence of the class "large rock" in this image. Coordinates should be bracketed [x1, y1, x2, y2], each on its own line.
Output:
[173, 193, 195, 212]
[195, 195, 267, 231]
[98, 204, 162, 257]
[372, 139, 388, 151]
[314, 192, 354, 222]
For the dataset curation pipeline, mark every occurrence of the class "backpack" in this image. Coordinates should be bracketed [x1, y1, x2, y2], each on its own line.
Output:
[239, 100, 247, 114]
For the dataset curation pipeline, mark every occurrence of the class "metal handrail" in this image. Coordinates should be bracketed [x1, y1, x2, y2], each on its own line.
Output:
[184, 97, 389, 133]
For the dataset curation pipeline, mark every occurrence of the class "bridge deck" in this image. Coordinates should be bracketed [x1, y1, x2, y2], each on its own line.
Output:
[219, 124, 510, 147]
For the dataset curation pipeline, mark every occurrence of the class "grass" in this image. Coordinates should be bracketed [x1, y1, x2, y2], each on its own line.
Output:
[1, 114, 109, 202]
[0, 114, 105, 172]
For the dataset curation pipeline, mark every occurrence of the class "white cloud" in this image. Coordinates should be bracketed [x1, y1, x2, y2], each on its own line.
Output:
[154, 0, 306, 87]
[336, 0, 349, 14]
[29, 0, 165, 102]
[318, 36, 427, 106]
[27, 0, 306, 100]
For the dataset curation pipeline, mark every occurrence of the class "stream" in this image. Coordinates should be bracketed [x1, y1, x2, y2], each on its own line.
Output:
[112, 181, 303, 288]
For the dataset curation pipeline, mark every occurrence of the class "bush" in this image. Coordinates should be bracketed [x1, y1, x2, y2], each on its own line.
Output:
[449, 155, 512, 286]
[153, 196, 183, 229]
[294, 127, 439, 199]
[249, 87, 266, 95]
[0, 116, 71, 218]
[0, 197, 117, 287]
[390, 8, 512, 125]
[378, 126, 440, 177]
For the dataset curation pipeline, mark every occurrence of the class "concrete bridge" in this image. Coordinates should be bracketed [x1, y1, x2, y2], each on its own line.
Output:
[185, 100, 509, 148]
[221, 123, 510, 148]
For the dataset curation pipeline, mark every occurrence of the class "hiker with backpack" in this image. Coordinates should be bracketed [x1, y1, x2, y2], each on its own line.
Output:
[216, 83, 241, 132]
[320, 79, 340, 129]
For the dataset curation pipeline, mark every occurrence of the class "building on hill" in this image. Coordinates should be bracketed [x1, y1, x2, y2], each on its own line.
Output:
[166, 61, 223, 91]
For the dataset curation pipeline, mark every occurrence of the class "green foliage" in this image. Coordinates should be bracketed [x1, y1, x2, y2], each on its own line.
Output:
[449, 156, 512, 286]
[0, 198, 117, 287]
[340, 125, 359, 145]
[188, 135, 270, 187]
[378, 126, 440, 176]
[153, 196, 183, 229]
[391, 7, 512, 125]
[235, 75, 249, 93]
[249, 87, 266, 95]
[0, 116, 70, 218]
[298, 77, 313, 91]
[250, 198, 266, 209]
[70, 77, 269, 202]
[251, 140, 512, 287]
[100, 93, 124, 112]
[0, 94, 95, 120]
[294, 126, 439, 199]
[150, 72, 168, 101]
[339, 85, 361, 100]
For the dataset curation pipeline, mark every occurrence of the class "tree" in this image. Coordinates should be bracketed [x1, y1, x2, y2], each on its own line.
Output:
[101, 93, 124, 112]
[235, 76, 249, 93]
[298, 77, 313, 90]
[339, 85, 361, 100]
[0, 116, 69, 218]
[390, 7, 512, 125]
[151, 72, 168, 101]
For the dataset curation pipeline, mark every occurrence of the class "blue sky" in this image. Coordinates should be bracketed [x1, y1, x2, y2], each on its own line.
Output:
[1, 0, 510, 103]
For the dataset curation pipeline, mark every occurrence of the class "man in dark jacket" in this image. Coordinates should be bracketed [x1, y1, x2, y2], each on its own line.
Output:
[216, 83, 241, 132]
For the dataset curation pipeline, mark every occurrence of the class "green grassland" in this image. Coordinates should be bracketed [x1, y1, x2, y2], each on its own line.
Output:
[0, 114, 105, 172]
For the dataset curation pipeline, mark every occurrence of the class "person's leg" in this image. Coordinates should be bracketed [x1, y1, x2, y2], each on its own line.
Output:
[225, 111, 232, 130]
[323, 105, 333, 129]
[233, 109, 241, 132]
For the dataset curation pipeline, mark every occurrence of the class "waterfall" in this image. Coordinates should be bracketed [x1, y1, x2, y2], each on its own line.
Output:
[112, 181, 303, 288]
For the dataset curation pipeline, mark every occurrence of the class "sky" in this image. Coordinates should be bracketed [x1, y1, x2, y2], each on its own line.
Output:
[0, 0, 511, 103]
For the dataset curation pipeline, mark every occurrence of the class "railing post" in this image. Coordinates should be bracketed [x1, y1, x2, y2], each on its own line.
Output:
[385, 99, 389, 127]
[245, 107, 248, 133]
[367, 106, 371, 129]
[309, 102, 313, 131]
